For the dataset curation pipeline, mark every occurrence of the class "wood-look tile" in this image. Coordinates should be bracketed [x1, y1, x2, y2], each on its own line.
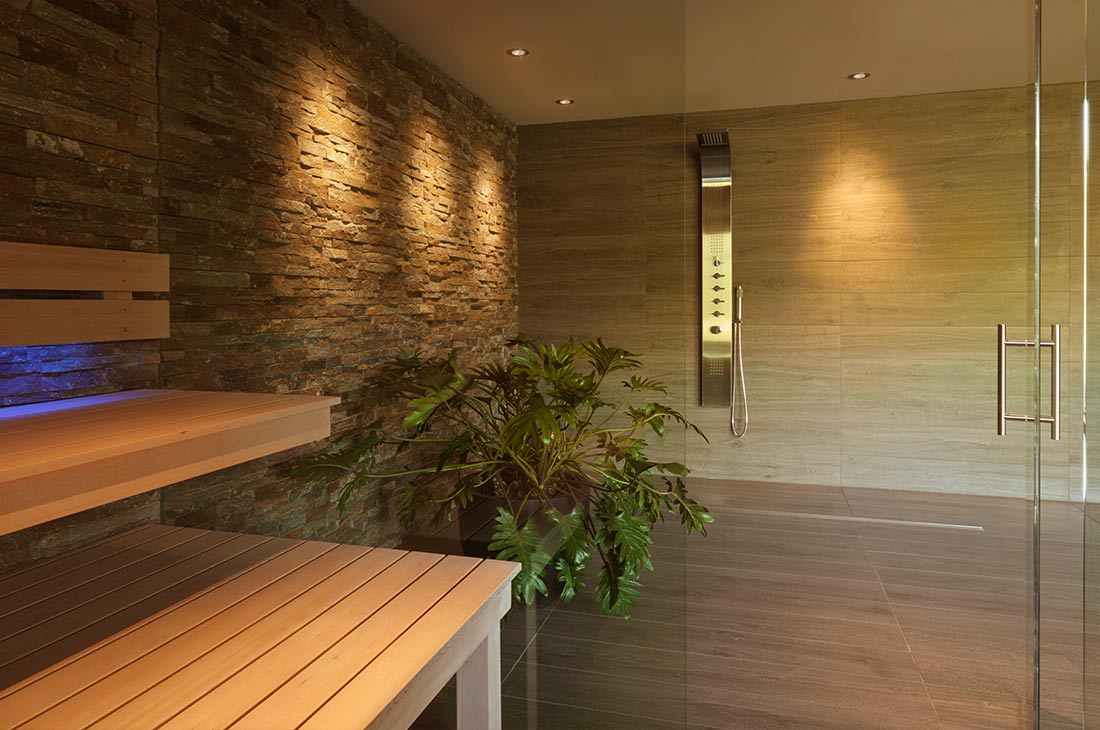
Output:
[537, 610, 686, 652]
[868, 548, 1080, 585]
[687, 625, 922, 682]
[513, 634, 685, 685]
[680, 479, 851, 515]
[688, 561, 888, 605]
[414, 686, 687, 730]
[685, 599, 905, 648]
[467, 480, 1100, 728]
[503, 662, 685, 723]
[687, 664, 941, 730]
[500, 697, 688, 730]
[655, 546, 881, 582]
[930, 687, 1033, 730]
[913, 653, 1082, 706]
[877, 565, 1030, 616]
[662, 524, 870, 564]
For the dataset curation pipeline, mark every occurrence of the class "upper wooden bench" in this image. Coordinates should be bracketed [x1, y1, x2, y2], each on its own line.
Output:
[0, 389, 341, 537]
[0, 524, 518, 729]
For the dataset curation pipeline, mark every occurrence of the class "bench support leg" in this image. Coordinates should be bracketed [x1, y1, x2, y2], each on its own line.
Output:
[457, 622, 501, 730]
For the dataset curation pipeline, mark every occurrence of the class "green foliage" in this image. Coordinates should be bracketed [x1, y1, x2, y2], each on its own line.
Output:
[297, 336, 712, 617]
[488, 508, 552, 604]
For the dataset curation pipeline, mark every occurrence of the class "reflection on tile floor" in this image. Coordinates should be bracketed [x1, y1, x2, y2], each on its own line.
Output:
[412, 478, 1097, 729]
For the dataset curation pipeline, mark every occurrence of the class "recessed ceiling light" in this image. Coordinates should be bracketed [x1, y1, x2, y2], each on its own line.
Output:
[556, 98, 574, 105]
[848, 71, 870, 80]
[507, 48, 529, 57]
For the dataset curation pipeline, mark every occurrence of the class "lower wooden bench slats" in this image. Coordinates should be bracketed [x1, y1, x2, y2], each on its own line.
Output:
[151, 551, 448, 730]
[82, 547, 420, 730]
[22, 543, 375, 729]
[0, 525, 519, 730]
[0, 530, 237, 642]
[305, 563, 515, 730]
[199, 555, 481, 730]
[0, 541, 337, 728]
[0, 527, 203, 622]
[0, 533, 285, 690]
[0, 525, 174, 599]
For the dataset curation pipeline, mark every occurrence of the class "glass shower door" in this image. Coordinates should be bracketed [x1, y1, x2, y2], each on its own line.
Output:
[1081, 0, 1100, 726]
[1044, 0, 1090, 727]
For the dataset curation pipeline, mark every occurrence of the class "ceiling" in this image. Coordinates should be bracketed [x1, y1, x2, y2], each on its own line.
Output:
[350, 0, 1087, 126]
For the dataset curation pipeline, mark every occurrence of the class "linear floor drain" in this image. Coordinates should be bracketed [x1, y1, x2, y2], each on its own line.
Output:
[725, 508, 985, 532]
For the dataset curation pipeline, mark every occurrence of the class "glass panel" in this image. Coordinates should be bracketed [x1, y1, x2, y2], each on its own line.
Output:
[681, 4, 1042, 729]
[1042, 0, 1088, 726]
[506, 5, 691, 730]
[478, 3, 1048, 727]
[1083, 0, 1100, 727]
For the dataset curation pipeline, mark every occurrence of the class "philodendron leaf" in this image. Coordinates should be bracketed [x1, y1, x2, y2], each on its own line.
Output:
[488, 508, 551, 605]
[623, 375, 668, 393]
[548, 505, 592, 603]
[436, 431, 472, 472]
[402, 394, 441, 428]
[595, 562, 642, 618]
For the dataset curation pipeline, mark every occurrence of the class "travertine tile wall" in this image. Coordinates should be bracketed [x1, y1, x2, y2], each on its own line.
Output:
[0, 0, 517, 568]
[520, 85, 1082, 499]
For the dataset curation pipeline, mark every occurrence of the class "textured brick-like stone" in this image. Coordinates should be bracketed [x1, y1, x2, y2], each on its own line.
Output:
[156, 0, 517, 548]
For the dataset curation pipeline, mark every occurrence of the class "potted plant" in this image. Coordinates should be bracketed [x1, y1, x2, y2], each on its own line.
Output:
[296, 336, 713, 617]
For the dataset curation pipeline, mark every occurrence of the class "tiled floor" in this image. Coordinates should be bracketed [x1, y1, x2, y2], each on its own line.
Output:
[413, 479, 1096, 729]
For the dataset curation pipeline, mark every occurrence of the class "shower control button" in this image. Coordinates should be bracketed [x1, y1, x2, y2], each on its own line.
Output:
[713, 258, 722, 267]
[712, 273, 725, 279]
[712, 310, 723, 317]
[713, 285, 725, 292]
[710, 325, 723, 334]
[713, 298, 725, 304]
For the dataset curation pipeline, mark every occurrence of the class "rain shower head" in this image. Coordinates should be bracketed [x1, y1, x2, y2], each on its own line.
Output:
[696, 129, 730, 183]
[696, 130, 729, 148]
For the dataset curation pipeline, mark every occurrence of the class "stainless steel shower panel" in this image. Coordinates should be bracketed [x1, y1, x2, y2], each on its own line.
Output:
[698, 130, 732, 407]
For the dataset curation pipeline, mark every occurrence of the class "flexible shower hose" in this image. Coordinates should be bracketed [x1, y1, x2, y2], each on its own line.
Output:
[731, 319, 748, 437]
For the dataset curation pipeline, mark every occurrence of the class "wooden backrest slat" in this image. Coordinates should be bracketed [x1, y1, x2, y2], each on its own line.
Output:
[12, 543, 369, 730]
[0, 300, 169, 347]
[89, 550, 435, 730]
[218, 556, 482, 730]
[0, 534, 283, 686]
[0, 241, 170, 347]
[0, 242, 169, 292]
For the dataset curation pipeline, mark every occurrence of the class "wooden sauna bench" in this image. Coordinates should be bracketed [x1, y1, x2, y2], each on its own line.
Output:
[0, 389, 520, 729]
[0, 524, 519, 729]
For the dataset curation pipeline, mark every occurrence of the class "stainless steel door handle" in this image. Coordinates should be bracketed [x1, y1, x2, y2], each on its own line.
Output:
[997, 323, 1060, 440]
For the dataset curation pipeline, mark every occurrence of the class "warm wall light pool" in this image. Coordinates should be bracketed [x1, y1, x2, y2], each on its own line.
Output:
[556, 98, 574, 105]
[507, 48, 529, 57]
[848, 71, 871, 80]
